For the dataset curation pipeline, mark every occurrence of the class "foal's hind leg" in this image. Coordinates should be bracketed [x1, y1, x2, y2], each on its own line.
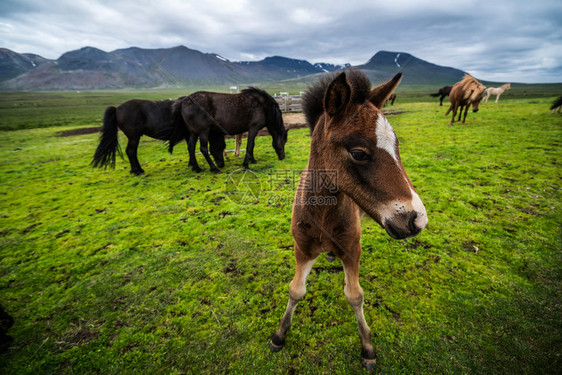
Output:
[270, 246, 316, 352]
[341, 245, 377, 371]
[125, 137, 144, 175]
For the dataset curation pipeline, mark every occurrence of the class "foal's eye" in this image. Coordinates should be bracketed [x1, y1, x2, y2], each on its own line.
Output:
[350, 150, 369, 161]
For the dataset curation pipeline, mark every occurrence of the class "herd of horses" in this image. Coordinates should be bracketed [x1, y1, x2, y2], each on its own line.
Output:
[431, 76, 513, 125]
[92, 73, 515, 175]
[91, 69, 543, 370]
[92, 88, 287, 175]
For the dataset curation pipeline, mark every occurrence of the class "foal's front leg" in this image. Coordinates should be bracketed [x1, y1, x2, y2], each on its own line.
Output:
[270, 245, 316, 352]
[342, 245, 377, 371]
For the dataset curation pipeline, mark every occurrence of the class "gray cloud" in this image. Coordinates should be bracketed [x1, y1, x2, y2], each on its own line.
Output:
[1, 0, 561, 82]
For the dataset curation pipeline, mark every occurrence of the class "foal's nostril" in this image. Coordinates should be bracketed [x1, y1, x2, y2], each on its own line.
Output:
[408, 213, 421, 235]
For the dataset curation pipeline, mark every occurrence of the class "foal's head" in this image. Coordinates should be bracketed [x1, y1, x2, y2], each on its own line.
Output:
[310, 71, 427, 239]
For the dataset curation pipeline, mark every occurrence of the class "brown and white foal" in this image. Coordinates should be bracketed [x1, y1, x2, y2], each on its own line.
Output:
[270, 70, 427, 370]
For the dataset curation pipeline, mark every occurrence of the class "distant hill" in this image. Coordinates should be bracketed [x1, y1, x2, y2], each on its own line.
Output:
[0, 48, 50, 81]
[0, 46, 467, 90]
[356, 51, 465, 85]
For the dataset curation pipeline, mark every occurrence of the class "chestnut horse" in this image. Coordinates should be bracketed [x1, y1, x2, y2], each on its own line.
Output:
[445, 75, 487, 125]
[269, 70, 428, 370]
[482, 83, 511, 104]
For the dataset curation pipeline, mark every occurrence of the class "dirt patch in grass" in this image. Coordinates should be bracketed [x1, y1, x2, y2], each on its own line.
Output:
[56, 127, 102, 137]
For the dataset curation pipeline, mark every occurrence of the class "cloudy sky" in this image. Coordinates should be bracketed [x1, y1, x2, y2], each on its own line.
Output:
[1, 0, 561, 83]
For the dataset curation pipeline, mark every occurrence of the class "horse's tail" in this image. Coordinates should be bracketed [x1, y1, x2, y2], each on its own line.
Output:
[92, 106, 122, 169]
[162, 98, 189, 154]
[430, 92, 440, 97]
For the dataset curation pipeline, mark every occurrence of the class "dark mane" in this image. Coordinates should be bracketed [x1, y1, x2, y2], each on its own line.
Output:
[302, 68, 372, 131]
[242, 86, 285, 136]
[241, 86, 276, 104]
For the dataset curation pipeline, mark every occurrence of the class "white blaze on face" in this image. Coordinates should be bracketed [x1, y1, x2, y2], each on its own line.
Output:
[410, 188, 428, 229]
[376, 114, 397, 161]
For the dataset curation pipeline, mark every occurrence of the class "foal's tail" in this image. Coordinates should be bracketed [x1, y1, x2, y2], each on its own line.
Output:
[430, 92, 440, 97]
[444, 105, 453, 116]
[92, 106, 122, 169]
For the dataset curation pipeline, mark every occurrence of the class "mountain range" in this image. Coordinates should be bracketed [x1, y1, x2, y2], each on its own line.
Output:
[0, 45, 466, 90]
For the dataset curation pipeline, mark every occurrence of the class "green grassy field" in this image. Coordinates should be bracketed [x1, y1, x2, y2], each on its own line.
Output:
[0, 92, 561, 374]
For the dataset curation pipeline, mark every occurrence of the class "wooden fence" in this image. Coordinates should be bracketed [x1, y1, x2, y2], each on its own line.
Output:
[274, 92, 303, 112]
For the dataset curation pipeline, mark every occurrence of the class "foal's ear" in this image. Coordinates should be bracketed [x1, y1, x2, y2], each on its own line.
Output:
[368, 72, 402, 109]
[324, 72, 351, 118]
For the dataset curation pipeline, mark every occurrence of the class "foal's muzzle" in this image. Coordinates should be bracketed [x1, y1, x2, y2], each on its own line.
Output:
[384, 213, 420, 239]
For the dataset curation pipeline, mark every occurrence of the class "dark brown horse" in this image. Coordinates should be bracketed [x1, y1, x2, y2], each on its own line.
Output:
[445, 75, 487, 125]
[384, 93, 396, 106]
[180, 87, 287, 172]
[92, 98, 226, 175]
[430, 85, 452, 106]
[269, 70, 428, 370]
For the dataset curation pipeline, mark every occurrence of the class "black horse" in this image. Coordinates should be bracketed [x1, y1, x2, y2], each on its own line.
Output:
[180, 87, 287, 172]
[551, 96, 562, 114]
[430, 86, 452, 106]
[92, 98, 226, 175]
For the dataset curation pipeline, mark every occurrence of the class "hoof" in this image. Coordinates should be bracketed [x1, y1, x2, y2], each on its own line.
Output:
[326, 252, 336, 262]
[192, 167, 203, 173]
[362, 357, 377, 371]
[269, 334, 285, 352]
[269, 339, 284, 352]
[131, 169, 145, 176]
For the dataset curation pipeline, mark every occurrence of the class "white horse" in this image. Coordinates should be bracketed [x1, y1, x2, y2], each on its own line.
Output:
[483, 83, 511, 104]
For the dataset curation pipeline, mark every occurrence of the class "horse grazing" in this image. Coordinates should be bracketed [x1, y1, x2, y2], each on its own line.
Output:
[430, 85, 452, 106]
[269, 70, 428, 371]
[549, 96, 562, 114]
[483, 83, 511, 103]
[180, 88, 287, 172]
[91, 98, 225, 175]
[384, 93, 396, 106]
[445, 75, 487, 125]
